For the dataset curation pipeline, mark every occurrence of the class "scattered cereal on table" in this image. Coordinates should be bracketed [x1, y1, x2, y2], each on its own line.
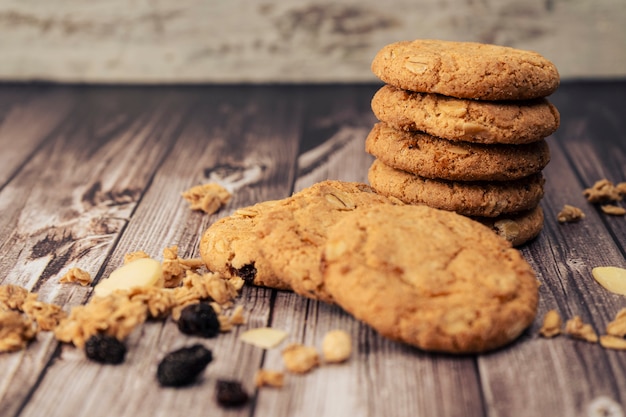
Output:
[0, 310, 36, 353]
[254, 369, 285, 388]
[322, 329, 352, 363]
[281, 343, 320, 374]
[606, 308, 626, 337]
[0, 284, 32, 311]
[59, 267, 92, 286]
[539, 310, 562, 338]
[162, 245, 204, 288]
[600, 204, 626, 216]
[564, 316, 598, 343]
[182, 183, 231, 215]
[557, 204, 585, 223]
[123, 251, 150, 264]
[583, 179, 622, 203]
[599, 335, 626, 351]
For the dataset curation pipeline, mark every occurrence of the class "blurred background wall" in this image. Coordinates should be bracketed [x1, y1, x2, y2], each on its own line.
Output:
[0, 0, 624, 84]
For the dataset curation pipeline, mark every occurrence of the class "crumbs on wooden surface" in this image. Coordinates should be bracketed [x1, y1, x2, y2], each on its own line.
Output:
[162, 245, 205, 288]
[0, 311, 36, 353]
[557, 204, 585, 223]
[255, 369, 285, 388]
[583, 179, 625, 203]
[322, 329, 352, 363]
[281, 343, 320, 374]
[606, 308, 626, 338]
[564, 316, 598, 343]
[123, 250, 150, 264]
[182, 182, 231, 215]
[600, 204, 626, 216]
[59, 267, 92, 286]
[539, 310, 562, 338]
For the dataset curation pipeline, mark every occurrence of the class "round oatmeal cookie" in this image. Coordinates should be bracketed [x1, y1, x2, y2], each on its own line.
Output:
[367, 159, 544, 217]
[371, 85, 560, 144]
[473, 205, 544, 247]
[199, 198, 291, 290]
[371, 39, 559, 100]
[322, 204, 539, 353]
[365, 123, 550, 181]
[199, 181, 398, 301]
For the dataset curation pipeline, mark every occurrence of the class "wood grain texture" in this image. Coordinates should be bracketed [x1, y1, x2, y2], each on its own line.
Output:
[0, 0, 624, 83]
[0, 82, 625, 417]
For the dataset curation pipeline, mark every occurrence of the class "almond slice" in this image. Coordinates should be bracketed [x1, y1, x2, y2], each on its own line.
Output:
[591, 266, 626, 296]
[239, 327, 288, 349]
[94, 258, 163, 298]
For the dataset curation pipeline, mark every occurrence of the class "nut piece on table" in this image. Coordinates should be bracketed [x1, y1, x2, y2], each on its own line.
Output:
[564, 316, 598, 343]
[592, 267, 626, 296]
[539, 310, 562, 338]
[182, 183, 231, 214]
[322, 329, 352, 363]
[281, 343, 320, 374]
[557, 204, 585, 223]
[93, 258, 164, 298]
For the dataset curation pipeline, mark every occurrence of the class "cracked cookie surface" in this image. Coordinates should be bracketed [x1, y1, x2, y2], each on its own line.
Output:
[322, 204, 539, 353]
[200, 181, 397, 302]
[371, 39, 559, 100]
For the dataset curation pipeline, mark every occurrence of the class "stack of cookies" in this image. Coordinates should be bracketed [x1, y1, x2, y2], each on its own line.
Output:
[365, 39, 560, 246]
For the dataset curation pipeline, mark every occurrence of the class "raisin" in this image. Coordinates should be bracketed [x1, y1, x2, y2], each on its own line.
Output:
[157, 344, 213, 387]
[236, 263, 256, 284]
[84, 334, 127, 364]
[177, 303, 220, 338]
[216, 379, 249, 407]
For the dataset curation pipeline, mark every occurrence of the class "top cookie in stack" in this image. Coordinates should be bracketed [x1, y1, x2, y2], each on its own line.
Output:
[366, 39, 560, 246]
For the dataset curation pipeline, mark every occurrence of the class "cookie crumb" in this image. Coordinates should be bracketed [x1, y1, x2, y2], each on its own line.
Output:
[322, 330, 352, 363]
[182, 183, 231, 215]
[281, 343, 320, 374]
[123, 251, 150, 264]
[601, 204, 626, 216]
[0, 311, 37, 352]
[162, 246, 204, 288]
[539, 310, 562, 338]
[599, 335, 626, 351]
[557, 204, 585, 223]
[606, 308, 626, 337]
[59, 267, 92, 286]
[0, 284, 32, 311]
[564, 316, 598, 343]
[583, 179, 622, 203]
[254, 369, 285, 388]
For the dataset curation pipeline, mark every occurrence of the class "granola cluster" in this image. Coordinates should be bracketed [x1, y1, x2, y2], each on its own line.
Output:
[582, 179, 626, 216]
[1, 247, 246, 353]
[539, 308, 626, 350]
[0, 284, 68, 352]
[181, 183, 231, 215]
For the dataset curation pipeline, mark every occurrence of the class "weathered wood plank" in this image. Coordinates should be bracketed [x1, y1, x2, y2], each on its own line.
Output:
[478, 84, 626, 417]
[17, 86, 304, 417]
[0, 0, 624, 83]
[0, 87, 75, 188]
[0, 88, 190, 417]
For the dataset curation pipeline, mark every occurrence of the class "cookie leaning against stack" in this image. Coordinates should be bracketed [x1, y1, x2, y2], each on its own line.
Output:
[366, 39, 561, 246]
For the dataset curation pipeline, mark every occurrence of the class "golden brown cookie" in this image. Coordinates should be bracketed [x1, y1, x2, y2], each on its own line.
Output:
[473, 205, 544, 247]
[371, 85, 560, 144]
[365, 122, 550, 181]
[322, 204, 539, 353]
[371, 40, 559, 100]
[199, 181, 397, 301]
[367, 159, 544, 217]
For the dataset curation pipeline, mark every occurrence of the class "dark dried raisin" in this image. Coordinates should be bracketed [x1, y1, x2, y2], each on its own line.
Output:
[177, 303, 220, 338]
[157, 344, 213, 387]
[236, 263, 256, 284]
[216, 379, 249, 407]
[84, 334, 127, 364]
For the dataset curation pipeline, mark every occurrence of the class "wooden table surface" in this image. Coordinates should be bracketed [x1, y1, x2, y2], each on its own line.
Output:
[0, 81, 625, 417]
